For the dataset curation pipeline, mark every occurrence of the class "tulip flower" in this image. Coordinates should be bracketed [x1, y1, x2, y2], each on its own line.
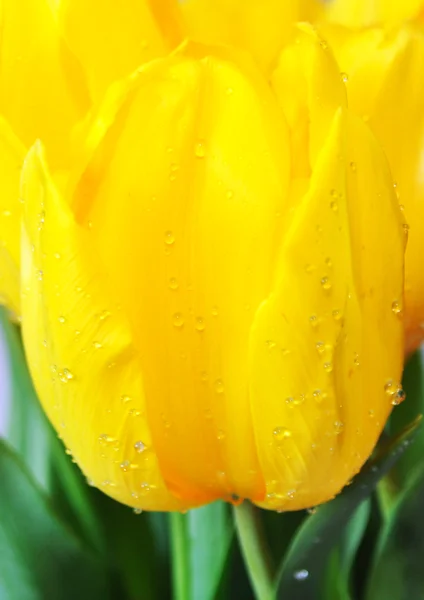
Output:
[318, 12, 424, 354]
[18, 32, 405, 512]
[0, 0, 327, 321]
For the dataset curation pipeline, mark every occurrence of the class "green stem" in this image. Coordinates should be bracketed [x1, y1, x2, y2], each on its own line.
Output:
[169, 512, 190, 600]
[233, 502, 275, 600]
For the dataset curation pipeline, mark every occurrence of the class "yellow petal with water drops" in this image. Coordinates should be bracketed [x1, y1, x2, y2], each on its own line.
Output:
[0, 0, 90, 169]
[326, 0, 424, 27]
[20, 142, 192, 511]
[249, 108, 404, 511]
[71, 43, 291, 504]
[321, 24, 424, 353]
[271, 23, 347, 179]
[0, 117, 26, 317]
[178, 0, 322, 74]
[53, 0, 182, 104]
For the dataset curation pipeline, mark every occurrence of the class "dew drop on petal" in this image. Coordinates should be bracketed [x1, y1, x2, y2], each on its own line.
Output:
[273, 427, 292, 442]
[165, 231, 175, 245]
[134, 440, 146, 453]
[173, 313, 184, 328]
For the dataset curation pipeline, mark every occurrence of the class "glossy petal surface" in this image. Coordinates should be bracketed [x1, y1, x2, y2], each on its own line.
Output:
[250, 109, 404, 511]
[321, 23, 424, 353]
[71, 44, 291, 503]
[21, 144, 190, 511]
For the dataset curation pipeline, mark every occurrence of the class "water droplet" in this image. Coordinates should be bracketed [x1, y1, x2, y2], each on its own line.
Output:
[36, 269, 43, 281]
[58, 315, 66, 324]
[134, 440, 146, 453]
[285, 396, 295, 405]
[324, 361, 333, 373]
[169, 277, 179, 290]
[384, 380, 398, 395]
[391, 300, 402, 316]
[354, 353, 360, 367]
[273, 427, 292, 442]
[320, 39, 328, 50]
[92, 341, 102, 349]
[173, 313, 184, 328]
[217, 429, 225, 441]
[121, 395, 132, 404]
[165, 231, 175, 245]
[392, 388, 406, 405]
[195, 317, 205, 332]
[287, 489, 297, 499]
[325, 257, 333, 268]
[214, 379, 224, 394]
[349, 161, 357, 172]
[321, 276, 331, 290]
[307, 507, 317, 515]
[212, 306, 219, 317]
[120, 460, 130, 472]
[133, 507, 143, 515]
[58, 368, 74, 383]
[334, 420, 344, 434]
[99, 310, 111, 321]
[294, 569, 309, 581]
[305, 263, 315, 274]
[332, 309, 341, 320]
[99, 433, 118, 446]
[309, 314, 318, 327]
[340, 72, 349, 83]
[316, 341, 325, 354]
[330, 200, 338, 212]
[140, 482, 151, 495]
[194, 139, 206, 158]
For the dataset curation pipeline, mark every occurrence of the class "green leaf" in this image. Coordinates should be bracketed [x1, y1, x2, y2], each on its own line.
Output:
[390, 348, 424, 486]
[187, 502, 233, 600]
[0, 308, 52, 489]
[275, 416, 421, 600]
[0, 439, 107, 600]
[169, 503, 234, 600]
[365, 460, 424, 600]
[93, 492, 160, 600]
[323, 500, 371, 600]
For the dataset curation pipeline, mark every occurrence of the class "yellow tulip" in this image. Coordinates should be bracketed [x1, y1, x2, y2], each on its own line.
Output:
[326, 0, 424, 28]
[0, 0, 324, 321]
[19, 33, 405, 512]
[318, 19, 424, 354]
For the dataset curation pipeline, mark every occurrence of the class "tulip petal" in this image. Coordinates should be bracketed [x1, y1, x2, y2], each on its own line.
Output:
[53, 0, 182, 103]
[71, 44, 291, 503]
[0, 0, 90, 168]
[21, 143, 190, 511]
[178, 0, 322, 74]
[326, 0, 424, 27]
[249, 108, 404, 511]
[321, 24, 424, 352]
[0, 117, 26, 317]
[271, 23, 347, 178]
